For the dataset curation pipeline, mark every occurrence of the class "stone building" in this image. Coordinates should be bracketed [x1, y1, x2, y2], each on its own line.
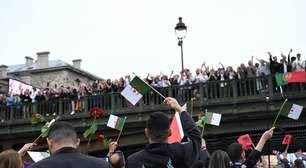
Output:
[0, 51, 101, 93]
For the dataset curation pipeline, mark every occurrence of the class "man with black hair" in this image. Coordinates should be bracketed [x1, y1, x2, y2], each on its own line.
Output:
[30, 122, 111, 168]
[127, 97, 201, 168]
[227, 127, 275, 168]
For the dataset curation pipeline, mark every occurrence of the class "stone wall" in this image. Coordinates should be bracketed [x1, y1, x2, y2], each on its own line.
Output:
[19, 69, 95, 89]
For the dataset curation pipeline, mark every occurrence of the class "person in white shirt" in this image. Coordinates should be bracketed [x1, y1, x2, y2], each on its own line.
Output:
[158, 75, 171, 87]
[194, 68, 205, 84]
[292, 53, 305, 72]
[179, 72, 187, 86]
[258, 59, 271, 76]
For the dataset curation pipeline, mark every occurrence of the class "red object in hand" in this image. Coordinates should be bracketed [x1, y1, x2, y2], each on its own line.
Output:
[97, 133, 105, 142]
[282, 134, 293, 145]
[238, 134, 254, 150]
[90, 107, 105, 118]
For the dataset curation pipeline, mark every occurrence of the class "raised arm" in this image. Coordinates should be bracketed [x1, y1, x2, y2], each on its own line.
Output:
[268, 52, 273, 62]
[244, 127, 275, 167]
[219, 62, 225, 69]
[164, 97, 201, 166]
[201, 62, 206, 71]
[288, 49, 292, 63]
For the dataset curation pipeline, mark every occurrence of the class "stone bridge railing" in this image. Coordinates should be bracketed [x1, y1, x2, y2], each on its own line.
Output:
[1, 75, 306, 125]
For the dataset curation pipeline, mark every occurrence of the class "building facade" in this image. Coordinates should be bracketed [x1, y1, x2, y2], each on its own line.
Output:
[0, 51, 101, 92]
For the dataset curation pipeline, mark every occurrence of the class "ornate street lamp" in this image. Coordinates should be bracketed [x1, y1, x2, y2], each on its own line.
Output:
[175, 17, 187, 71]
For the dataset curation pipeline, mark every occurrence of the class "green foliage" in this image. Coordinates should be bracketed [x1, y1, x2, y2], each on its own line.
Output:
[83, 123, 98, 138]
[196, 116, 205, 129]
[103, 138, 112, 147]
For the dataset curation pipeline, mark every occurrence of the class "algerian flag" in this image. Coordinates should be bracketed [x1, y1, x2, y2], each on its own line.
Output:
[107, 114, 127, 131]
[121, 76, 150, 105]
[205, 112, 222, 126]
[281, 102, 303, 120]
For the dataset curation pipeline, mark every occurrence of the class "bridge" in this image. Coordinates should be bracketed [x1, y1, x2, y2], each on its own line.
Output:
[0, 75, 306, 157]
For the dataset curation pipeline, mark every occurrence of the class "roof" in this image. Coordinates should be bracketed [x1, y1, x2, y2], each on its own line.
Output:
[7, 60, 102, 80]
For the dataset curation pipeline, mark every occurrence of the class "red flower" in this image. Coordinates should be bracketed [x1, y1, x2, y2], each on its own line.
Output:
[197, 112, 204, 120]
[90, 107, 105, 118]
[97, 133, 105, 142]
[32, 113, 37, 120]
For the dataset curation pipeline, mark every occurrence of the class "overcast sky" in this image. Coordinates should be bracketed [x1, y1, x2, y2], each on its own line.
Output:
[1, 0, 306, 79]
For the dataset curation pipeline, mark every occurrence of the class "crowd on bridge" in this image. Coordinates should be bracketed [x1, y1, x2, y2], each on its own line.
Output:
[0, 51, 305, 119]
[1, 50, 305, 105]
[0, 97, 305, 168]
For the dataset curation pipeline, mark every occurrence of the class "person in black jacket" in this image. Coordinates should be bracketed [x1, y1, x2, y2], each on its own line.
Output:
[29, 122, 111, 168]
[268, 52, 281, 74]
[127, 97, 201, 168]
[227, 127, 275, 168]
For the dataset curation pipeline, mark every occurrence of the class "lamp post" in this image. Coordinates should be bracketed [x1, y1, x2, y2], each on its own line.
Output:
[175, 17, 187, 72]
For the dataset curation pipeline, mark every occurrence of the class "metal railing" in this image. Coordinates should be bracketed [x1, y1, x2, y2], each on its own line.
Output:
[1, 75, 306, 123]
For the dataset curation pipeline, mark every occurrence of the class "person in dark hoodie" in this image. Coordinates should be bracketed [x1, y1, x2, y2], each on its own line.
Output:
[127, 97, 201, 168]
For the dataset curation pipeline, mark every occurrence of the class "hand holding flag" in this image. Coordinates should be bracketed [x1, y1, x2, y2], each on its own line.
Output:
[163, 97, 183, 113]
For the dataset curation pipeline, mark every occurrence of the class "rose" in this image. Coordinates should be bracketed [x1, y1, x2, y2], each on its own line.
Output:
[97, 133, 105, 142]
[90, 107, 105, 118]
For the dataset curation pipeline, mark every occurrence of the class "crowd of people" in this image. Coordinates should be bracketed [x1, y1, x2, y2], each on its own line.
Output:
[0, 97, 305, 168]
[1, 51, 305, 106]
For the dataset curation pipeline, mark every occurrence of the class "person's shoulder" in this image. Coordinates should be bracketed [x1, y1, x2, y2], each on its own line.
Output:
[127, 149, 145, 161]
[29, 156, 54, 168]
[80, 154, 109, 166]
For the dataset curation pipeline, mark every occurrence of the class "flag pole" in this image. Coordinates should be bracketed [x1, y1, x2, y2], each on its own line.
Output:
[272, 99, 288, 127]
[190, 98, 194, 117]
[132, 73, 166, 99]
[201, 109, 207, 137]
[116, 117, 127, 142]
[32, 134, 43, 144]
[284, 143, 290, 154]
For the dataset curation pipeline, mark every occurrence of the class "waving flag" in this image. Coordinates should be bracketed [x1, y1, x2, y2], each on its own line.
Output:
[275, 71, 306, 86]
[121, 76, 150, 105]
[107, 114, 127, 131]
[168, 112, 184, 144]
[238, 134, 254, 150]
[282, 134, 293, 145]
[280, 102, 303, 120]
[205, 112, 222, 126]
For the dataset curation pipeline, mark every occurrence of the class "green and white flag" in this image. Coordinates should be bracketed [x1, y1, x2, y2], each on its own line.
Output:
[205, 112, 222, 126]
[121, 76, 150, 105]
[107, 114, 126, 131]
[281, 102, 303, 120]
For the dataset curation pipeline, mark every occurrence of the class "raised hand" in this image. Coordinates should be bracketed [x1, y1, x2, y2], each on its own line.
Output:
[164, 97, 183, 113]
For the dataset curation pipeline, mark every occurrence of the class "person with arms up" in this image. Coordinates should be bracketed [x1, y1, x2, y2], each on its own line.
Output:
[227, 127, 275, 168]
[127, 97, 201, 168]
[29, 122, 111, 168]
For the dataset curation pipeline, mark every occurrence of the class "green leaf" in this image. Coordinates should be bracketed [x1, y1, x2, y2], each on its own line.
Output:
[103, 138, 112, 147]
[83, 129, 92, 138]
[196, 116, 205, 129]
[83, 123, 98, 138]
[41, 124, 49, 138]
[31, 119, 39, 125]
[90, 123, 98, 134]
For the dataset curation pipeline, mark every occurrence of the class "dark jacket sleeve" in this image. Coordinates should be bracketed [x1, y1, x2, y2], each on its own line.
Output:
[243, 149, 261, 168]
[179, 111, 201, 167]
